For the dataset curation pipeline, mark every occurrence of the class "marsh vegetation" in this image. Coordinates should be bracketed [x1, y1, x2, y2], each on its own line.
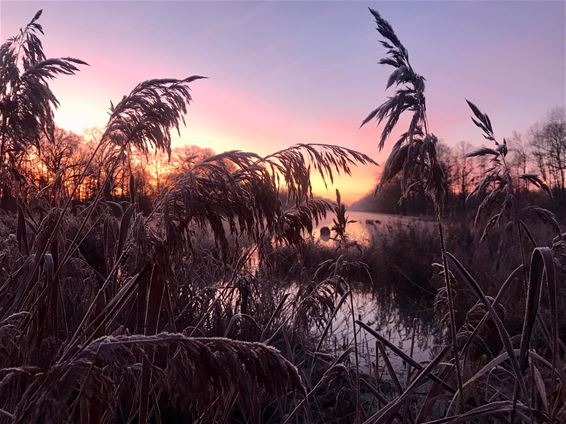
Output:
[0, 7, 564, 424]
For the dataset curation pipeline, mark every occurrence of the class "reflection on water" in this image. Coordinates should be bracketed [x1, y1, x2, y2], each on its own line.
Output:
[243, 211, 442, 384]
[309, 211, 441, 384]
[313, 211, 429, 245]
[324, 289, 442, 384]
[282, 280, 442, 385]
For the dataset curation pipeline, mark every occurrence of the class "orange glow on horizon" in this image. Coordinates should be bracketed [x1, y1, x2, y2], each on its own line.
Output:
[52, 79, 383, 204]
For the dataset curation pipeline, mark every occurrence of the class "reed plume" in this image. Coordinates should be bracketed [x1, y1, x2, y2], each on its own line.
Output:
[0, 10, 86, 160]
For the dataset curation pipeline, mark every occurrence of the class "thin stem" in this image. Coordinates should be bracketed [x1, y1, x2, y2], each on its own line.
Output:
[437, 215, 465, 413]
[349, 292, 360, 422]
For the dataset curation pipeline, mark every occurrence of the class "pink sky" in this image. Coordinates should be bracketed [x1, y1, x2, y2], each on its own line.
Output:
[2, 1, 564, 203]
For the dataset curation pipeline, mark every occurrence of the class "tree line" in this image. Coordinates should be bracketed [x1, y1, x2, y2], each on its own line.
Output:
[3, 105, 564, 217]
[0, 125, 214, 211]
[352, 107, 566, 216]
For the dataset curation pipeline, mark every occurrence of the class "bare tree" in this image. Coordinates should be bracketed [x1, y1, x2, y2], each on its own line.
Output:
[528, 108, 566, 203]
[452, 141, 474, 206]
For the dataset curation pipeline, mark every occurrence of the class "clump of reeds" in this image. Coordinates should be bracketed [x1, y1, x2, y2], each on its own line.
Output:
[0, 10, 382, 423]
[353, 7, 566, 424]
[1, 7, 565, 424]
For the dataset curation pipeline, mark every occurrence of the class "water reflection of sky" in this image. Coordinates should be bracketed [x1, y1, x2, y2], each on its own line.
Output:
[237, 211, 443, 385]
[312, 211, 430, 245]
[295, 211, 443, 385]
[322, 290, 443, 383]
[281, 277, 443, 387]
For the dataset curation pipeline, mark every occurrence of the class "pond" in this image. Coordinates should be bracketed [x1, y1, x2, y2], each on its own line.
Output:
[322, 288, 443, 387]
[310, 211, 443, 385]
[243, 210, 443, 385]
[313, 211, 432, 245]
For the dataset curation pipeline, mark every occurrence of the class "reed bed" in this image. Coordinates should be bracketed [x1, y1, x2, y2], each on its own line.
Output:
[0, 7, 563, 424]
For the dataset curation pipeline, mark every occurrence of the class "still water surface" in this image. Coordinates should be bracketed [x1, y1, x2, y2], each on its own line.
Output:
[310, 211, 441, 382]
[313, 211, 430, 244]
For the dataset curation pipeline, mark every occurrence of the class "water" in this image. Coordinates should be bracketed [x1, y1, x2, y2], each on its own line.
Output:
[310, 211, 442, 383]
[322, 290, 442, 383]
[241, 210, 442, 383]
[313, 211, 429, 245]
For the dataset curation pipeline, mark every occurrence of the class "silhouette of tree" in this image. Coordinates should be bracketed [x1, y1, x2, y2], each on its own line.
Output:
[529, 108, 566, 203]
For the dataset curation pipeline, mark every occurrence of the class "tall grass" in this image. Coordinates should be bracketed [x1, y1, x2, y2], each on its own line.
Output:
[0, 7, 564, 424]
[355, 7, 564, 424]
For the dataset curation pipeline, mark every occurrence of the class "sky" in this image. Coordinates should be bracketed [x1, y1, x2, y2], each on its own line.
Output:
[1, 0, 565, 203]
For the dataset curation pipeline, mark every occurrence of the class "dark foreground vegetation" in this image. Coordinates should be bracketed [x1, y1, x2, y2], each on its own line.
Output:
[0, 7, 564, 424]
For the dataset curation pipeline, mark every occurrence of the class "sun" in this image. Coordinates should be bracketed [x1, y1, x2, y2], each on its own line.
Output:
[54, 103, 107, 135]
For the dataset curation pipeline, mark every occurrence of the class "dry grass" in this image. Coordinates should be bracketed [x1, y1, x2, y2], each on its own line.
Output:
[0, 7, 564, 424]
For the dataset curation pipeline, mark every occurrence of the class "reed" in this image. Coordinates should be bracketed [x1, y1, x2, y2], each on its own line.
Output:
[0, 7, 563, 424]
